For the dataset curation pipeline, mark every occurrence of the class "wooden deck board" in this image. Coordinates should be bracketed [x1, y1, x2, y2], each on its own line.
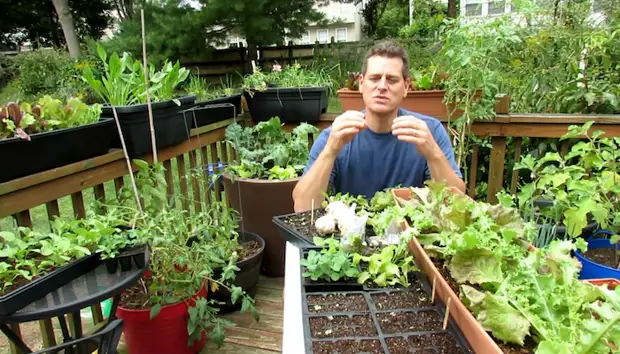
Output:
[202, 341, 279, 353]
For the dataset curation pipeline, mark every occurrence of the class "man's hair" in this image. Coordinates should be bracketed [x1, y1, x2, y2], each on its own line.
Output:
[361, 40, 410, 80]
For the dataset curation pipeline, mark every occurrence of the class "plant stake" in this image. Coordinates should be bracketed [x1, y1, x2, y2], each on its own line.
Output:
[431, 276, 436, 302]
[141, 9, 158, 163]
[311, 199, 315, 224]
[111, 106, 143, 213]
[442, 297, 451, 330]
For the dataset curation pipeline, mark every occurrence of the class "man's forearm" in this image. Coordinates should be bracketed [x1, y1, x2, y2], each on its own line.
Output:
[292, 151, 337, 212]
[427, 154, 466, 193]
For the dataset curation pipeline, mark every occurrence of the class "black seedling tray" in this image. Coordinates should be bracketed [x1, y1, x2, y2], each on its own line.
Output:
[0, 252, 100, 316]
[299, 273, 473, 353]
[103, 244, 148, 274]
[273, 212, 318, 247]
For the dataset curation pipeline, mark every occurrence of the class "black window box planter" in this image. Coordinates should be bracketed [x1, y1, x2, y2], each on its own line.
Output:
[101, 95, 196, 157]
[184, 94, 242, 128]
[244, 87, 328, 123]
[0, 118, 115, 184]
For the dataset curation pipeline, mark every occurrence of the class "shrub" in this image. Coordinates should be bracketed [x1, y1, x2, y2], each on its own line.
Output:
[0, 55, 17, 89]
[13, 48, 76, 97]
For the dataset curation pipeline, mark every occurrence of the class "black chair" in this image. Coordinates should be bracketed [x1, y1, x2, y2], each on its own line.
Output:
[34, 319, 124, 354]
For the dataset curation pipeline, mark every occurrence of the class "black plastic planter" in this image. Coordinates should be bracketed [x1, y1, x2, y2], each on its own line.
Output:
[0, 119, 114, 183]
[0, 253, 100, 316]
[273, 210, 326, 247]
[103, 244, 148, 275]
[244, 87, 328, 123]
[300, 247, 364, 293]
[101, 95, 196, 157]
[184, 94, 242, 128]
[208, 231, 266, 314]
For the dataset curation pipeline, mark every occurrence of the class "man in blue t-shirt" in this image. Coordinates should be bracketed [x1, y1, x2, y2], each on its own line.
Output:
[292, 40, 465, 212]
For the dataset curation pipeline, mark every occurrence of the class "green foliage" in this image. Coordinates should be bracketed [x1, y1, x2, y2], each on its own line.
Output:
[102, 1, 210, 67]
[13, 48, 85, 99]
[353, 242, 416, 287]
[0, 0, 112, 48]
[82, 45, 190, 106]
[224, 116, 319, 179]
[242, 63, 336, 96]
[301, 237, 360, 282]
[0, 95, 101, 139]
[515, 122, 620, 238]
[0, 55, 17, 89]
[198, 0, 327, 47]
[186, 75, 239, 102]
[397, 181, 620, 351]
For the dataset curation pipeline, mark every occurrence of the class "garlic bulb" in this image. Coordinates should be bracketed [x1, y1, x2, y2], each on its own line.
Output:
[325, 201, 349, 224]
[315, 215, 336, 235]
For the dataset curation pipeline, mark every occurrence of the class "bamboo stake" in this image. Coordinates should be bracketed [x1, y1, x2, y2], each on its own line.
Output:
[111, 106, 143, 213]
[442, 298, 452, 330]
[311, 199, 315, 224]
[141, 9, 158, 163]
[431, 276, 437, 302]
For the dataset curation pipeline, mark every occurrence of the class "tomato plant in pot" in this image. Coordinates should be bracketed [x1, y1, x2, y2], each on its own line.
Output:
[184, 75, 242, 128]
[0, 95, 112, 183]
[101, 162, 259, 353]
[82, 45, 195, 158]
[242, 63, 333, 122]
[515, 121, 620, 278]
[185, 199, 266, 314]
[222, 116, 319, 277]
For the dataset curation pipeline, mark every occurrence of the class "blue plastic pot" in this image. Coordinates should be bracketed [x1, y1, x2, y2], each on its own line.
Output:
[574, 234, 620, 280]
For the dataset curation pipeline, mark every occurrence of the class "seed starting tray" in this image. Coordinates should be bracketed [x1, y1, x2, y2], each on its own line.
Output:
[299, 248, 473, 354]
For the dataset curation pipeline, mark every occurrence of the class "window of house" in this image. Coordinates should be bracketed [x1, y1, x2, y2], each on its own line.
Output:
[335, 28, 347, 42]
[317, 29, 329, 44]
[465, 0, 483, 16]
[300, 32, 311, 45]
[488, 0, 506, 15]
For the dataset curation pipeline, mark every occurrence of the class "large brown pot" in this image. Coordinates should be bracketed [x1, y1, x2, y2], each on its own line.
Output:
[223, 174, 299, 277]
[337, 88, 484, 119]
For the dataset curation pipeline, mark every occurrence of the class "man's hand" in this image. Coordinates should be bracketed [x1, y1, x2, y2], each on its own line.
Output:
[392, 116, 442, 160]
[325, 111, 367, 157]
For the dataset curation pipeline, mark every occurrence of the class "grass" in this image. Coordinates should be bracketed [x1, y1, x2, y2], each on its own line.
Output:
[0, 81, 23, 105]
[327, 96, 342, 113]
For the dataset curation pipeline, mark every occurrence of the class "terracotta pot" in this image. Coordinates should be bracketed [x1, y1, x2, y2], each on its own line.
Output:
[337, 88, 485, 119]
[586, 278, 619, 289]
[223, 173, 299, 277]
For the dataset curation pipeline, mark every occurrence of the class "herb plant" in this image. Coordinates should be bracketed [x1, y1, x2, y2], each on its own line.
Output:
[224, 116, 319, 180]
[242, 63, 335, 96]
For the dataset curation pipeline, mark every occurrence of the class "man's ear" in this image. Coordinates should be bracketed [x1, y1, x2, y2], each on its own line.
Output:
[358, 74, 363, 93]
[403, 77, 411, 97]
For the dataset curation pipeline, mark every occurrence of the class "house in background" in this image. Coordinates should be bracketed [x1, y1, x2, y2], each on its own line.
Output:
[217, 0, 365, 49]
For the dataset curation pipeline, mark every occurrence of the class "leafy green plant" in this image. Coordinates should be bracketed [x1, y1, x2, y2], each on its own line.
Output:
[186, 74, 239, 102]
[0, 96, 102, 140]
[224, 116, 319, 179]
[82, 45, 190, 106]
[242, 62, 336, 96]
[515, 121, 620, 239]
[394, 181, 620, 352]
[353, 242, 417, 287]
[301, 237, 360, 282]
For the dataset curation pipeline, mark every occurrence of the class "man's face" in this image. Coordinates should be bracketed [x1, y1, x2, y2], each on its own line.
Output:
[359, 55, 410, 115]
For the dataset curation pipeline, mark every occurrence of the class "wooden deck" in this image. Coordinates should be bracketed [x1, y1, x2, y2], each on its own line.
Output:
[201, 276, 284, 353]
[0, 276, 284, 354]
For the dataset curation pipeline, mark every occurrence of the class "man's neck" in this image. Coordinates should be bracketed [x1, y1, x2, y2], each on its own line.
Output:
[365, 109, 399, 134]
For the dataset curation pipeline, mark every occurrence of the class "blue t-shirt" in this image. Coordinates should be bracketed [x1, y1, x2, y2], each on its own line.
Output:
[303, 108, 462, 198]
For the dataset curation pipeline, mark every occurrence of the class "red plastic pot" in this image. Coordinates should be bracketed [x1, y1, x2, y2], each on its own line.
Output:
[116, 281, 208, 354]
[586, 278, 619, 289]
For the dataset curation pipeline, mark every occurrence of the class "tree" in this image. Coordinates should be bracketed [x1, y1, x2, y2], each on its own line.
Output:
[0, 0, 112, 49]
[198, 0, 329, 70]
[52, 0, 81, 57]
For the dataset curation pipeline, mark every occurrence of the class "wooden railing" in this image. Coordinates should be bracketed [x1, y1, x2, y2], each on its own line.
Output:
[1, 106, 620, 353]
